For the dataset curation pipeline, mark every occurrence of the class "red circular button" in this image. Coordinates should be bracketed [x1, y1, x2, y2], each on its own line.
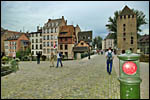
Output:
[122, 61, 137, 75]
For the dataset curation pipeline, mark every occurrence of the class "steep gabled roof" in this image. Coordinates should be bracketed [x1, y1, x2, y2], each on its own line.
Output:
[105, 33, 115, 39]
[58, 25, 75, 37]
[5, 33, 27, 41]
[120, 5, 135, 15]
[138, 34, 149, 43]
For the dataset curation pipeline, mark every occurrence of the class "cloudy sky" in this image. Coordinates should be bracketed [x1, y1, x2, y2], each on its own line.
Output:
[1, 1, 149, 39]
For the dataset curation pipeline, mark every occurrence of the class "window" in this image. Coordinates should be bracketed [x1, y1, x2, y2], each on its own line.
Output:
[47, 42, 49, 46]
[32, 39, 34, 43]
[47, 48, 50, 53]
[123, 38, 126, 41]
[128, 15, 130, 18]
[40, 33, 42, 36]
[124, 15, 126, 19]
[65, 52, 68, 57]
[43, 36, 46, 40]
[51, 35, 53, 40]
[131, 37, 134, 44]
[81, 42, 84, 45]
[43, 42, 45, 47]
[82, 36, 85, 39]
[43, 49, 46, 53]
[51, 48, 53, 52]
[36, 39, 38, 43]
[51, 42, 53, 47]
[123, 24, 126, 27]
[65, 45, 68, 50]
[32, 34, 34, 37]
[123, 33, 126, 36]
[65, 38, 67, 41]
[120, 16, 122, 19]
[60, 45, 63, 50]
[123, 28, 126, 31]
[36, 44, 38, 49]
[51, 28, 53, 33]
[55, 41, 57, 46]
[60, 38, 63, 42]
[47, 29, 49, 33]
[47, 35, 49, 40]
[55, 28, 57, 33]
[40, 44, 42, 49]
[40, 38, 42, 43]
[36, 34, 38, 37]
[132, 15, 134, 18]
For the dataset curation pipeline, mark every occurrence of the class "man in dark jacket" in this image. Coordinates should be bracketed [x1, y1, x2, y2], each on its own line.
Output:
[36, 51, 42, 64]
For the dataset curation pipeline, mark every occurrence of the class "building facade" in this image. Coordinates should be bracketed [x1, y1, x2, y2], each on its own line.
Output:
[4, 33, 30, 57]
[102, 33, 115, 51]
[117, 5, 137, 54]
[58, 25, 76, 59]
[30, 26, 43, 57]
[73, 41, 89, 59]
[42, 16, 67, 58]
[138, 34, 149, 54]
[1, 29, 21, 54]
[78, 31, 93, 46]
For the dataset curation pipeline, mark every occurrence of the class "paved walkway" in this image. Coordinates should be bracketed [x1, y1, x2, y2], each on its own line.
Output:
[1, 55, 120, 99]
[113, 55, 149, 99]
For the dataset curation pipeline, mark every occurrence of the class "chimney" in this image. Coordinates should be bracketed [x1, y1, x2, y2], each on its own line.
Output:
[37, 26, 39, 31]
[48, 19, 51, 22]
[62, 16, 64, 19]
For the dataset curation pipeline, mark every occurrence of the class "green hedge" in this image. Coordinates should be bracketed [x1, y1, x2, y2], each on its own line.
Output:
[81, 52, 88, 59]
[140, 54, 149, 62]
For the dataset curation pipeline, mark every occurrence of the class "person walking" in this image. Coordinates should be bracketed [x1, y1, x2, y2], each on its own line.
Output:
[36, 51, 41, 64]
[50, 52, 55, 67]
[56, 51, 63, 68]
[105, 47, 114, 75]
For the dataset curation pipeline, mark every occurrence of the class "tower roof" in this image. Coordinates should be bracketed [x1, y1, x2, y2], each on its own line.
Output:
[120, 5, 135, 15]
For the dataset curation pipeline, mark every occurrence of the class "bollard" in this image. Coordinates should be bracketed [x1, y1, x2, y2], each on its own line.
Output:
[117, 50, 142, 99]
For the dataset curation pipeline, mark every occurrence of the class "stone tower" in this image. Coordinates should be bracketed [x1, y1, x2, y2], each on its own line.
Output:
[117, 5, 137, 54]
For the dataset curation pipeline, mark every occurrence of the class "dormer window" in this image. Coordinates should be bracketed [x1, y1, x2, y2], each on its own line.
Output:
[132, 15, 134, 18]
[120, 16, 122, 19]
[81, 42, 84, 45]
[124, 15, 126, 19]
[128, 15, 130, 18]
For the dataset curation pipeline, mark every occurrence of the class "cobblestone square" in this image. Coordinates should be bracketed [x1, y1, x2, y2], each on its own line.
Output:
[1, 55, 120, 99]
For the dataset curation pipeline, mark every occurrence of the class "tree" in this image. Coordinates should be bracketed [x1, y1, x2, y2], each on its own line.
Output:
[106, 9, 148, 45]
[92, 36, 103, 49]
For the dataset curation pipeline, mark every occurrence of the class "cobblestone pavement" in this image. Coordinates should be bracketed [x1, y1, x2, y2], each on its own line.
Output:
[113, 55, 149, 99]
[1, 55, 120, 99]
